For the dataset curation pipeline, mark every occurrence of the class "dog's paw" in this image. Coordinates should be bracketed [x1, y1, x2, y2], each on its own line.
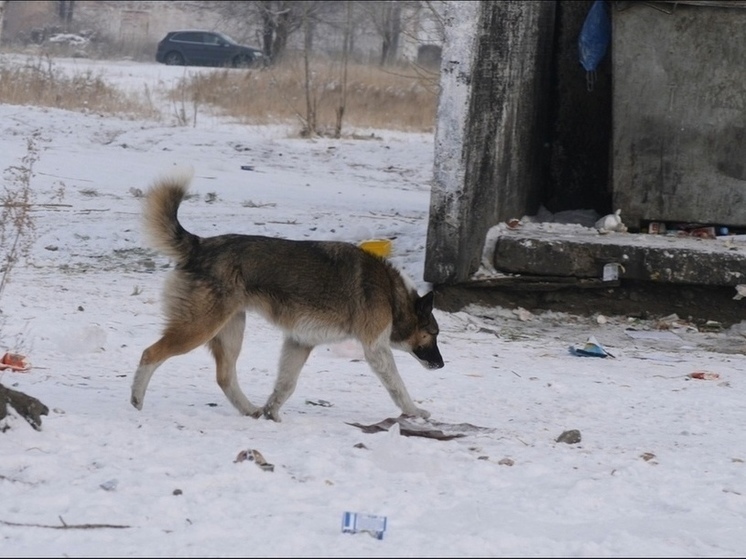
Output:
[262, 406, 282, 422]
[247, 408, 263, 419]
[405, 406, 430, 420]
[130, 395, 143, 410]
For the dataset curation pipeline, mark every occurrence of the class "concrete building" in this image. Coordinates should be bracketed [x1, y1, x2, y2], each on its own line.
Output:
[425, 0, 746, 324]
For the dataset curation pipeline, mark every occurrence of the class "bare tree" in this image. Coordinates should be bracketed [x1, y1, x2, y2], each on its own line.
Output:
[0, 0, 7, 45]
[301, 4, 317, 136]
[256, 1, 313, 64]
[211, 1, 326, 64]
[208, 1, 283, 63]
[58, 0, 75, 31]
[357, 1, 444, 68]
[287, 1, 347, 136]
[379, 0, 402, 66]
[357, 0, 407, 66]
[423, 0, 446, 34]
[207, 2, 263, 46]
[334, 0, 353, 138]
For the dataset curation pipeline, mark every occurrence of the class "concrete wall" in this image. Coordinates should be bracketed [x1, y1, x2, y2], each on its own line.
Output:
[424, 0, 556, 284]
[612, 3, 746, 230]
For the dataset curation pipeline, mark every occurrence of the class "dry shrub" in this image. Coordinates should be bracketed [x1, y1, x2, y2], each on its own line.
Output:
[0, 135, 39, 302]
[168, 56, 439, 134]
[0, 56, 159, 119]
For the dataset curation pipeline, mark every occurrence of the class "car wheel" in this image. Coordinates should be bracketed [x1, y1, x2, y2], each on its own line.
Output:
[164, 52, 185, 66]
[232, 54, 253, 68]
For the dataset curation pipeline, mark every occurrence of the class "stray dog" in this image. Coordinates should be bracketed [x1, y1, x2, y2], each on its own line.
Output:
[130, 174, 444, 421]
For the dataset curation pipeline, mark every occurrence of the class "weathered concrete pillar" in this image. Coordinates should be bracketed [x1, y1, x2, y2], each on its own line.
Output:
[424, 0, 556, 284]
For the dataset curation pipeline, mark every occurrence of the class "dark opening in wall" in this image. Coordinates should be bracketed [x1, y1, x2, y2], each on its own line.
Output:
[543, 0, 613, 217]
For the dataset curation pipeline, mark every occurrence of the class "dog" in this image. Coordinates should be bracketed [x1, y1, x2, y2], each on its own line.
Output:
[130, 174, 444, 421]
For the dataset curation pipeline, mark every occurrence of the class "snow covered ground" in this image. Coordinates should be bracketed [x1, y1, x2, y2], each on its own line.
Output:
[2, 55, 746, 558]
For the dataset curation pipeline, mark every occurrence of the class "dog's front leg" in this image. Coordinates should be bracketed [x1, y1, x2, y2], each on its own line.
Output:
[262, 337, 312, 422]
[363, 342, 430, 419]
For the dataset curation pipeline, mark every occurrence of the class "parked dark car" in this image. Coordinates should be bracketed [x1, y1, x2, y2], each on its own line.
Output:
[156, 31, 263, 68]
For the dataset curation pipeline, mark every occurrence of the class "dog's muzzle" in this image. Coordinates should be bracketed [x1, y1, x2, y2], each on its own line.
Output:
[414, 346, 444, 369]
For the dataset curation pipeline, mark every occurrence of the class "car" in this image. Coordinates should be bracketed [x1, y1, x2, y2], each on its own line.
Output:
[156, 30, 263, 68]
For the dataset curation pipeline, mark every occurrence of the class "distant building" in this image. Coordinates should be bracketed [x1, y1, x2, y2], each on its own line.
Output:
[2, 0, 444, 65]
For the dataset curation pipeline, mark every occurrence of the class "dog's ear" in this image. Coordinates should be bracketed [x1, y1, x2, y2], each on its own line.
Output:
[416, 291, 435, 315]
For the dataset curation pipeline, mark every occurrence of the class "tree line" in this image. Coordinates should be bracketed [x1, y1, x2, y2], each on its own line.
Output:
[211, 0, 445, 66]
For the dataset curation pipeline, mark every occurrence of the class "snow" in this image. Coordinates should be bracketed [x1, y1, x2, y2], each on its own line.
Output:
[2, 55, 746, 558]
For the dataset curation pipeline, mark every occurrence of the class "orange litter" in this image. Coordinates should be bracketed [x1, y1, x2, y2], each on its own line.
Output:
[688, 371, 720, 381]
[0, 352, 31, 372]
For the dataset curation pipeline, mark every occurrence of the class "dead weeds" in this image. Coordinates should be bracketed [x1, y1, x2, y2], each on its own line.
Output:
[0, 55, 159, 119]
[166, 56, 439, 133]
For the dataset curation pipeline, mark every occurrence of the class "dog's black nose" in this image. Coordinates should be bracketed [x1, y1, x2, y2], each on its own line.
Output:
[415, 345, 444, 370]
[429, 348, 444, 369]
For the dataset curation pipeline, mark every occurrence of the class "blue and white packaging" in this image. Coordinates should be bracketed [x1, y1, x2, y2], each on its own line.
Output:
[341, 511, 387, 540]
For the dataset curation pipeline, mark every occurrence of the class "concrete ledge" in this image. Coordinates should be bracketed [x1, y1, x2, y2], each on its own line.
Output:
[490, 225, 746, 286]
[434, 280, 745, 328]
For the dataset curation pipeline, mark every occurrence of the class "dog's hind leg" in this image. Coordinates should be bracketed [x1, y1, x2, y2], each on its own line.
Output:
[208, 311, 262, 417]
[262, 337, 312, 422]
[131, 311, 234, 411]
[362, 337, 430, 419]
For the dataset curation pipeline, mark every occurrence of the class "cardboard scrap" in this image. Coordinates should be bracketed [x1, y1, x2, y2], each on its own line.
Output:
[346, 416, 494, 441]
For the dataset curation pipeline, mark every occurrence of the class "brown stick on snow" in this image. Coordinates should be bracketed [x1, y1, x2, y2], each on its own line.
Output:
[0, 516, 130, 530]
[0, 383, 49, 431]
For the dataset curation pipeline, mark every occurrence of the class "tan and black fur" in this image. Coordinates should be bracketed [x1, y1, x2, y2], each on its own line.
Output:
[130, 174, 444, 421]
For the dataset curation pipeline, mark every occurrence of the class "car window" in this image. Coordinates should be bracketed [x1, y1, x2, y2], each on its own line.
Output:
[217, 33, 238, 45]
[173, 32, 202, 43]
[203, 33, 221, 45]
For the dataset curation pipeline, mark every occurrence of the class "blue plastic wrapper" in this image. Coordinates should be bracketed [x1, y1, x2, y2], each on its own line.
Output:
[569, 336, 615, 358]
[341, 512, 387, 540]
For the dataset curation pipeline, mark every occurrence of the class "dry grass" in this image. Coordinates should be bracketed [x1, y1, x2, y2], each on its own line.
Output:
[0, 53, 438, 133]
[0, 56, 159, 119]
[167, 56, 440, 134]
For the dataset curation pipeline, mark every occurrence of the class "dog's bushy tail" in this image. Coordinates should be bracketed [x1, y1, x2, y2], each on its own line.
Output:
[142, 173, 196, 263]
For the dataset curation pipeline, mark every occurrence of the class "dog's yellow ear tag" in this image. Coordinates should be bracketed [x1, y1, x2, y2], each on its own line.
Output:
[359, 239, 392, 258]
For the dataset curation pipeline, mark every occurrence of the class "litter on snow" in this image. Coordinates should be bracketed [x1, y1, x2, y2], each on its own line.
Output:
[569, 336, 615, 358]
